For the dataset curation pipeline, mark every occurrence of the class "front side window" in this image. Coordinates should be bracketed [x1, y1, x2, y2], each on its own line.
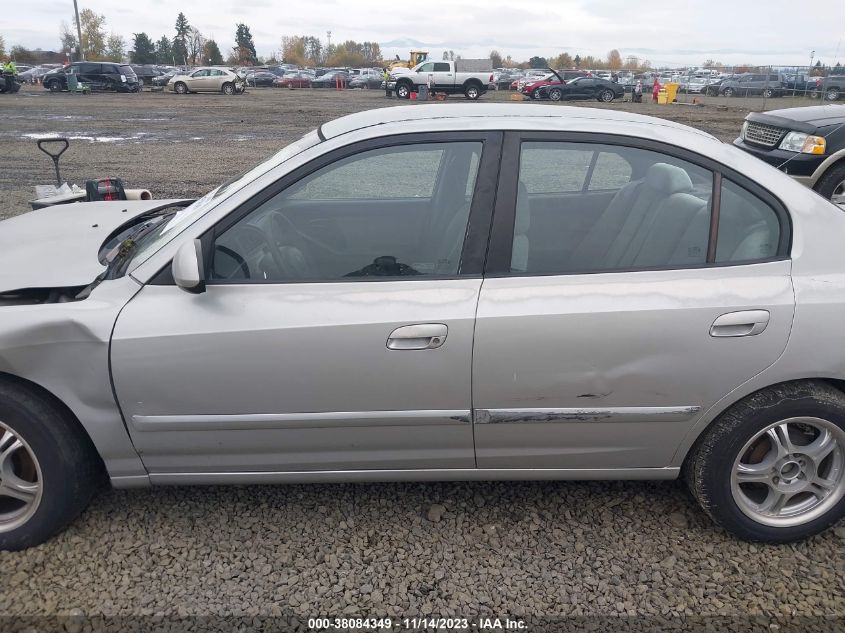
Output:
[417, 62, 434, 73]
[511, 142, 713, 274]
[211, 142, 483, 282]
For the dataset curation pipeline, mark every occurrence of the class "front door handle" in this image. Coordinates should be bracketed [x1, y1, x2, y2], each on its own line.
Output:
[387, 323, 448, 350]
[710, 310, 770, 337]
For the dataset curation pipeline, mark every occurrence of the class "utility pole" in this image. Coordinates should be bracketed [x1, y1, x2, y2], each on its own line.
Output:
[327, 31, 332, 51]
[72, 0, 84, 61]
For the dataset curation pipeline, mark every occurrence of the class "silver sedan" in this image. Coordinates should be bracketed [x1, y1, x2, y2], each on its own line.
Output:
[2, 104, 845, 549]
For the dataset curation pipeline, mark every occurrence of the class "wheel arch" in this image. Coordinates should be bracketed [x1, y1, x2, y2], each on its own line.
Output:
[673, 377, 845, 469]
[0, 369, 147, 486]
[809, 152, 845, 188]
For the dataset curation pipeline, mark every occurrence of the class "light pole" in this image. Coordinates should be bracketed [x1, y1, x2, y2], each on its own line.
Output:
[72, 0, 84, 61]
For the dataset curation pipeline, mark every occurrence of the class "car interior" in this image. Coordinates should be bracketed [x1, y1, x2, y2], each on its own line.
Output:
[512, 142, 780, 274]
[211, 142, 482, 281]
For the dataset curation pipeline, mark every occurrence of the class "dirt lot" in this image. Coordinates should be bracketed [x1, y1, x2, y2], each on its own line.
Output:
[0, 84, 780, 220]
[2, 85, 845, 630]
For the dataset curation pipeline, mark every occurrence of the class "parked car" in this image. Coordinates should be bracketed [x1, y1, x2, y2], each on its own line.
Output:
[246, 71, 277, 87]
[152, 70, 176, 87]
[719, 73, 785, 98]
[783, 73, 817, 96]
[4, 103, 845, 549]
[169, 67, 244, 95]
[815, 72, 845, 101]
[701, 75, 736, 96]
[17, 66, 52, 84]
[348, 73, 383, 89]
[312, 70, 350, 88]
[42, 62, 140, 93]
[390, 59, 493, 100]
[529, 76, 624, 102]
[273, 71, 313, 89]
[521, 70, 589, 99]
[678, 76, 708, 93]
[130, 65, 166, 87]
[735, 104, 845, 204]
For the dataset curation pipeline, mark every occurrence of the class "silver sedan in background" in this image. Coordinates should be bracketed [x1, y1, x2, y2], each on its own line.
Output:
[2, 104, 845, 549]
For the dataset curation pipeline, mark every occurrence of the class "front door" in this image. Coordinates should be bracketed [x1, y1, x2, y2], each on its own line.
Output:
[473, 134, 794, 469]
[111, 134, 499, 474]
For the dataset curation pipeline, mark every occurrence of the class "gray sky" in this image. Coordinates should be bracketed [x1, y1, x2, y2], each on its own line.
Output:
[11, 0, 845, 67]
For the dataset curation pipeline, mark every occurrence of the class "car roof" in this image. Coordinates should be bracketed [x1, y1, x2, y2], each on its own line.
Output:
[318, 104, 717, 142]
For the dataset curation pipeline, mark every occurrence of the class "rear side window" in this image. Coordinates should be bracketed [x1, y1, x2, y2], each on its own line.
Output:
[715, 180, 780, 263]
[433, 63, 451, 72]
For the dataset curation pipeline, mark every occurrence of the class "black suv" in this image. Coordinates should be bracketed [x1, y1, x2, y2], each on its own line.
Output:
[43, 62, 140, 93]
[735, 104, 845, 204]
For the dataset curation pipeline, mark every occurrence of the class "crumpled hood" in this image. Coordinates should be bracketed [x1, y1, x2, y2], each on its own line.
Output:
[0, 199, 190, 293]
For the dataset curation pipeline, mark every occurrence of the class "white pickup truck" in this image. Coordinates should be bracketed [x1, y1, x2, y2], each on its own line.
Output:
[389, 59, 493, 100]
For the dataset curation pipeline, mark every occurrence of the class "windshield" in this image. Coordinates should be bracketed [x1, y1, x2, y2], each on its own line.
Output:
[119, 129, 322, 274]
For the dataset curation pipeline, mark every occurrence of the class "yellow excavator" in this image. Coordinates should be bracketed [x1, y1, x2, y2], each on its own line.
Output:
[388, 51, 429, 71]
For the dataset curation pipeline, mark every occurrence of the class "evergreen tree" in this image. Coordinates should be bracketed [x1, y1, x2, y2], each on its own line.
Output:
[173, 12, 190, 64]
[155, 35, 173, 65]
[204, 39, 223, 65]
[233, 23, 257, 64]
[131, 33, 156, 64]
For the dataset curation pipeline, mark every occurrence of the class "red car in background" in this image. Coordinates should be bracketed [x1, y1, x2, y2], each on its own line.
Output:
[521, 69, 589, 99]
[273, 72, 313, 88]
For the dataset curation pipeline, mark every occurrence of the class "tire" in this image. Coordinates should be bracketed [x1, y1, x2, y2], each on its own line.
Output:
[685, 381, 845, 543]
[47, 79, 62, 93]
[598, 89, 614, 103]
[174, 82, 188, 95]
[762, 88, 774, 98]
[549, 88, 563, 102]
[395, 82, 411, 99]
[826, 88, 840, 101]
[0, 380, 104, 551]
[814, 162, 845, 205]
[464, 83, 480, 100]
[222, 82, 234, 95]
[722, 87, 734, 97]
[531, 90, 542, 100]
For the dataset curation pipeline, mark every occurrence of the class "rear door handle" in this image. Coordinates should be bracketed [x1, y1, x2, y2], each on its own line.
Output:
[387, 323, 447, 350]
[710, 310, 770, 337]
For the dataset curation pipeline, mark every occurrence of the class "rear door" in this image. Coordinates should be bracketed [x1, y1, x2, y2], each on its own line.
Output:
[473, 133, 794, 470]
[432, 62, 454, 89]
[78, 63, 103, 90]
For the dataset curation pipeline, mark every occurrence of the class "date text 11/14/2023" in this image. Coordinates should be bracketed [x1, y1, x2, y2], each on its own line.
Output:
[307, 617, 528, 630]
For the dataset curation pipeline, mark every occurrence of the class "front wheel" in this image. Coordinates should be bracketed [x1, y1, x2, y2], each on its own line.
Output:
[685, 381, 845, 543]
[598, 89, 614, 102]
[47, 79, 62, 93]
[174, 82, 188, 95]
[814, 162, 845, 205]
[395, 82, 411, 99]
[826, 88, 841, 101]
[464, 83, 480, 100]
[222, 82, 235, 95]
[0, 381, 103, 550]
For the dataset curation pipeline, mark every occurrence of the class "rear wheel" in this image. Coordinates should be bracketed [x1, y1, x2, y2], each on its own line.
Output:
[222, 82, 235, 95]
[599, 89, 614, 102]
[549, 88, 563, 101]
[814, 162, 845, 205]
[762, 88, 774, 98]
[0, 381, 103, 551]
[464, 83, 481, 100]
[174, 82, 188, 94]
[685, 381, 845, 543]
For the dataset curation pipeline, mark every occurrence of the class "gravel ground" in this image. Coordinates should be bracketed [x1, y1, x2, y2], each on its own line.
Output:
[1, 86, 844, 631]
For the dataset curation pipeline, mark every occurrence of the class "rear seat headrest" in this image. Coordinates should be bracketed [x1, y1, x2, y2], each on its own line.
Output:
[645, 163, 694, 194]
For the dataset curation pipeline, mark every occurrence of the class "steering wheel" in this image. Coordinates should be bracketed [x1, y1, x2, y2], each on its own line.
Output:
[213, 244, 250, 279]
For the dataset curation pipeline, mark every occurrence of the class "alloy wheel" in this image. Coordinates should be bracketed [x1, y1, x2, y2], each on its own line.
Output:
[0, 422, 42, 533]
[730, 417, 845, 527]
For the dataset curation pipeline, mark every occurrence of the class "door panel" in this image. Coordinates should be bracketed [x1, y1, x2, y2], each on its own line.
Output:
[112, 280, 480, 473]
[473, 263, 794, 468]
